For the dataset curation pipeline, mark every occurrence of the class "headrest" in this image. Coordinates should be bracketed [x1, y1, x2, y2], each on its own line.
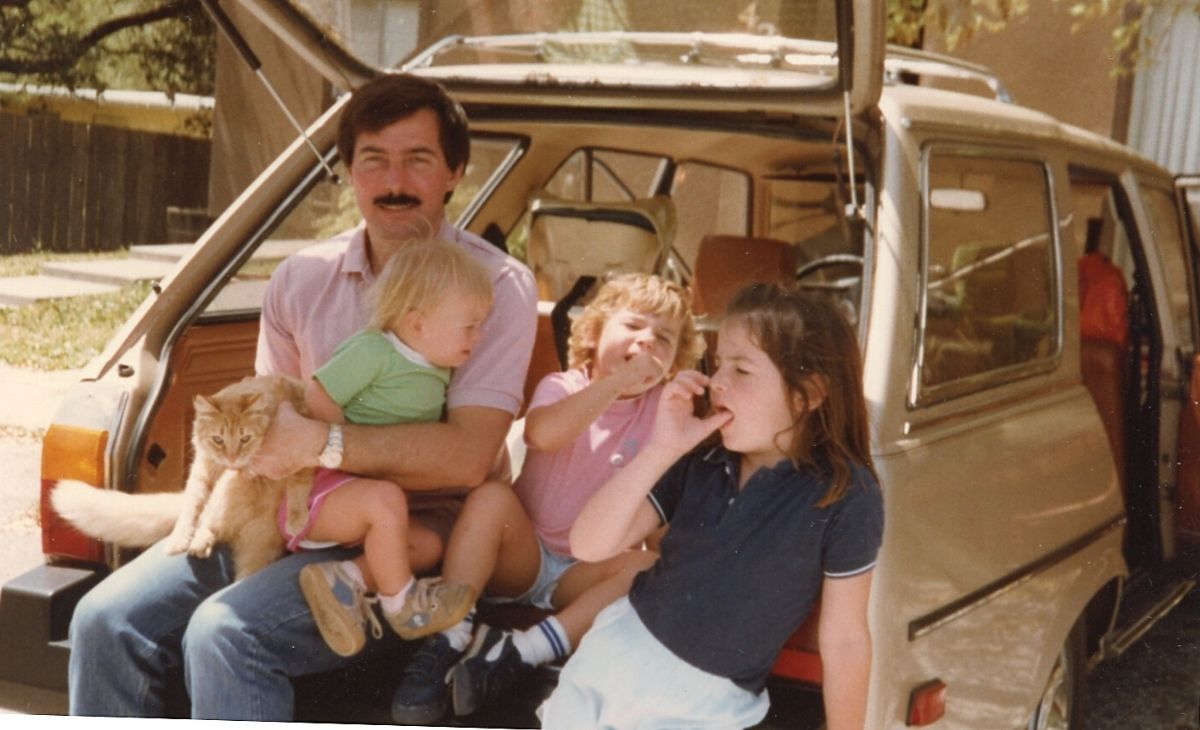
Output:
[526, 192, 676, 301]
[692, 234, 799, 318]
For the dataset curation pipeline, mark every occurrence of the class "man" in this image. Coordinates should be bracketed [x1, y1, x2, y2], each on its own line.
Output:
[67, 73, 537, 721]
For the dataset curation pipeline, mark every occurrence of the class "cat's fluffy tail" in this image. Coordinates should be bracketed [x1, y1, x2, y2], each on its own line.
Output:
[50, 480, 182, 547]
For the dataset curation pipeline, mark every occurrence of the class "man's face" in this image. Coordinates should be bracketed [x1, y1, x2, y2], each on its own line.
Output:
[346, 108, 463, 247]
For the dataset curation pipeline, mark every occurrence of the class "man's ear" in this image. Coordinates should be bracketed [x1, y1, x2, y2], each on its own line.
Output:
[443, 163, 465, 198]
[793, 374, 828, 414]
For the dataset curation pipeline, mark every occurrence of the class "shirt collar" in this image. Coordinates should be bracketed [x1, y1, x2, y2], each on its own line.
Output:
[343, 219, 458, 281]
[701, 444, 799, 483]
[383, 331, 437, 369]
[342, 225, 372, 279]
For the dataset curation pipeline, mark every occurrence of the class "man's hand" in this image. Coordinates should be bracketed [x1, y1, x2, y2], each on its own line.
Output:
[649, 370, 732, 458]
[250, 401, 328, 479]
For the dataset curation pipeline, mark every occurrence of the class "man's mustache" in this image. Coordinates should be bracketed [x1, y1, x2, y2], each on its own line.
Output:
[373, 193, 422, 207]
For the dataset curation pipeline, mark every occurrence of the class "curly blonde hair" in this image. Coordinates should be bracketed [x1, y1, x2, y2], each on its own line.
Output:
[566, 273, 705, 375]
[368, 237, 492, 331]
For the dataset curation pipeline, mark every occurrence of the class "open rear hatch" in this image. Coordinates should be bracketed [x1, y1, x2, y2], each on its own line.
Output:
[235, 0, 884, 117]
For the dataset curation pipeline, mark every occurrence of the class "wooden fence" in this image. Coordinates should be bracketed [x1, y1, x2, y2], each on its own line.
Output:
[0, 113, 211, 255]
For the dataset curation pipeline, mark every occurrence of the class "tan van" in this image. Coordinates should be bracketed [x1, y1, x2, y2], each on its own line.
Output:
[2, 0, 1198, 727]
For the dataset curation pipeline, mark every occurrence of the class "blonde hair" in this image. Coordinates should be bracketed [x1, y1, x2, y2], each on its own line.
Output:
[368, 237, 493, 331]
[567, 273, 705, 375]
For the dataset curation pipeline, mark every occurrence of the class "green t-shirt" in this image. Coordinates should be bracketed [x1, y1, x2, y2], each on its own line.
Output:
[313, 329, 450, 425]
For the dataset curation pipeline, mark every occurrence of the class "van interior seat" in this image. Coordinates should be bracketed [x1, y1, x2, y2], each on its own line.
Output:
[525, 191, 677, 302]
[1080, 336, 1127, 493]
[690, 234, 800, 320]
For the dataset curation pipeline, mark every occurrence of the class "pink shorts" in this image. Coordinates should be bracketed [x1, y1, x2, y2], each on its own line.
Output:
[278, 467, 356, 552]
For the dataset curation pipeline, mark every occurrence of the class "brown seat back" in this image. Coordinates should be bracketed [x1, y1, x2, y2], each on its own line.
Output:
[691, 234, 798, 318]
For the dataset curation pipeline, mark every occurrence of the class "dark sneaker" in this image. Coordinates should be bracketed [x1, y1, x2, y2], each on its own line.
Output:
[385, 577, 477, 641]
[299, 561, 383, 657]
[390, 633, 463, 725]
[450, 624, 535, 717]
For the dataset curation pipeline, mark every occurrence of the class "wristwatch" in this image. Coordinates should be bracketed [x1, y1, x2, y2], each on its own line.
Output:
[318, 423, 344, 469]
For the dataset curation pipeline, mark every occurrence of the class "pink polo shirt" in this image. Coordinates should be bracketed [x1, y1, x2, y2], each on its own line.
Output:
[513, 369, 663, 556]
[255, 221, 537, 417]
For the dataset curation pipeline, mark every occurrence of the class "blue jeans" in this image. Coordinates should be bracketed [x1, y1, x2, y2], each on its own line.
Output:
[67, 540, 401, 719]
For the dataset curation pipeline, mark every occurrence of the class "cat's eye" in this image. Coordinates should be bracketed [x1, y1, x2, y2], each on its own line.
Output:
[210, 436, 224, 446]
[240, 435, 253, 444]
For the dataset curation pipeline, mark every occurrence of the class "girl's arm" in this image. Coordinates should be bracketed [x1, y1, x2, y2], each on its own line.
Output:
[570, 370, 730, 561]
[304, 378, 346, 425]
[817, 570, 875, 730]
[525, 350, 665, 452]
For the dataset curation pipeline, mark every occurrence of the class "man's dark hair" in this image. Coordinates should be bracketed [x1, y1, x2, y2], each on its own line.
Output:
[336, 74, 471, 173]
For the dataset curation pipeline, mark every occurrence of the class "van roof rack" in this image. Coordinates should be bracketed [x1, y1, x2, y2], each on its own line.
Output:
[883, 45, 1013, 104]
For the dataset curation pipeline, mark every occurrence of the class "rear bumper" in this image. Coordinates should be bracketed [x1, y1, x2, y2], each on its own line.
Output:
[0, 564, 103, 691]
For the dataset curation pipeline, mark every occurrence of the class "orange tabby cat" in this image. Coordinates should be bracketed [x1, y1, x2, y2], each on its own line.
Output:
[51, 374, 314, 580]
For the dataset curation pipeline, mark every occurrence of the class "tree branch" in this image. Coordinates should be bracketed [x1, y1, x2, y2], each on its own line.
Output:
[0, 0, 197, 75]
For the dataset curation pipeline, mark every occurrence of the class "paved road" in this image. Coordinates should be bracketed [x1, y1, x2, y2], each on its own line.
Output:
[0, 366, 76, 716]
[1087, 586, 1200, 730]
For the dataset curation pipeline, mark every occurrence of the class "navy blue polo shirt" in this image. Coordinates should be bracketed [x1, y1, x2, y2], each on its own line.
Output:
[628, 446, 883, 693]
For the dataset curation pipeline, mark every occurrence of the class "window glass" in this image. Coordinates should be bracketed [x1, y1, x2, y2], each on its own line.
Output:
[202, 135, 523, 316]
[918, 153, 1058, 398]
[671, 162, 750, 274]
[1138, 182, 1195, 351]
[507, 148, 668, 262]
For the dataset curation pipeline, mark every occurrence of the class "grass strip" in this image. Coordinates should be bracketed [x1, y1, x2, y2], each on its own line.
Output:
[0, 250, 153, 370]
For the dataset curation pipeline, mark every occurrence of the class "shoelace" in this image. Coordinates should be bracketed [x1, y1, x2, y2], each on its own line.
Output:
[344, 577, 384, 640]
[406, 577, 445, 616]
[405, 636, 455, 683]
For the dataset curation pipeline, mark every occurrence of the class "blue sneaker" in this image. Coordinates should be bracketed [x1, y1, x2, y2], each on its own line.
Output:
[391, 633, 463, 724]
[299, 561, 382, 657]
[450, 624, 534, 716]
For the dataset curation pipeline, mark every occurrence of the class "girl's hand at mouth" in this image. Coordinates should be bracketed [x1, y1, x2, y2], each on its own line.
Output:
[650, 370, 733, 456]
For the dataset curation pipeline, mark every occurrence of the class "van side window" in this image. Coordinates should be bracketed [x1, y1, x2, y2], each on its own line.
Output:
[916, 152, 1059, 401]
[1138, 181, 1196, 351]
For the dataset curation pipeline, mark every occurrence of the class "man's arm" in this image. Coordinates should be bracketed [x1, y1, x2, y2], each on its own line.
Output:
[253, 402, 512, 490]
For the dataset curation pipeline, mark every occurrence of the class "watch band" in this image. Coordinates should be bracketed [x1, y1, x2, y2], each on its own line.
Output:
[318, 423, 344, 469]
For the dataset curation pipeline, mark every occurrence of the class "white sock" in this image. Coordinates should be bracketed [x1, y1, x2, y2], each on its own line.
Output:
[512, 616, 571, 666]
[338, 560, 367, 589]
[378, 577, 415, 614]
[441, 609, 477, 652]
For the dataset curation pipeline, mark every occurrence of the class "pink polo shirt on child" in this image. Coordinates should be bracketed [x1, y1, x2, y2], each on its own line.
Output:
[255, 221, 537, 417]
[513, 369, 663, 556]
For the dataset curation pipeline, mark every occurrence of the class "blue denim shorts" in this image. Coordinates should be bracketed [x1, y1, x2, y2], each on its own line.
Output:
[487, 537, 576, 610]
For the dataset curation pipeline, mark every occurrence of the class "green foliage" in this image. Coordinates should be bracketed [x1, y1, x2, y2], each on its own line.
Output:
[887, 0, 1199, 73]
[0, 0, 215, 95]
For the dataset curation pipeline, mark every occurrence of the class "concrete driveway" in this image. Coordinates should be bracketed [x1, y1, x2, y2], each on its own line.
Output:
[0, 364, 79, 716]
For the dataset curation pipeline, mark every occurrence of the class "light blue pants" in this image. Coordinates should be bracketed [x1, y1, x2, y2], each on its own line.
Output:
[67, 540, 401, 719]
[540, 597, 770, 729]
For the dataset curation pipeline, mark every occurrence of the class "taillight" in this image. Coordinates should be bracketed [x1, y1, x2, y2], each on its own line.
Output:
[906, 678, 947, 726]
[40, 423, 109, 563]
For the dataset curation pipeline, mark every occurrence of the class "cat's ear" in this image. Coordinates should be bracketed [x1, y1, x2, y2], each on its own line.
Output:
[194, 395, 219, 415]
